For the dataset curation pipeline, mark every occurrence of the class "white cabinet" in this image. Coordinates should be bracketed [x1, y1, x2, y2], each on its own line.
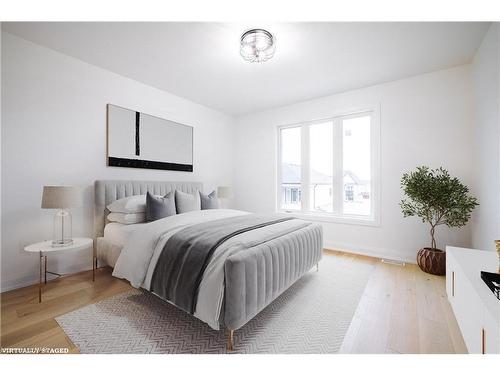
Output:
[446, 247, 500, 354]
[483, 306, 500, 354]
[453, 267, 483, 352]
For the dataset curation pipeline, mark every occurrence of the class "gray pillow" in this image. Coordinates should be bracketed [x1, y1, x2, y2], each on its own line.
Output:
[200, 191, 219, 209]
[145, 191, 176, 222]
[175, 190, 201, 214]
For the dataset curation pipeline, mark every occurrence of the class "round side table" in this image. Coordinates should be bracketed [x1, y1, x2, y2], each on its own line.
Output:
[24, 237, 95, 303]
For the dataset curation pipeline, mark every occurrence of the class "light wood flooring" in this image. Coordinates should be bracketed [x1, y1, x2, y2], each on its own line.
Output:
[0, 250, 466, 354]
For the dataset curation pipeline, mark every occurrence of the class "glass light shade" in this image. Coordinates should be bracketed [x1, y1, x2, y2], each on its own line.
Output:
[52, 209, 73, 247]
[240, 29, 275, 63]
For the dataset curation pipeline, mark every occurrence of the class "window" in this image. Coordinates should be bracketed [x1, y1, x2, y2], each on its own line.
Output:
[277, 109, 379, 224]
[279, 126, 301, 211]
[282, 186, 301, 205]
[342, 115, 371, 216]
[310, 121, 333, 213]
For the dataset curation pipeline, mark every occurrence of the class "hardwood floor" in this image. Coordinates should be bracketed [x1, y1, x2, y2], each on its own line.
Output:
[334, 250, 467, 353]
[0, 251, 467, 354]
[0, 268, 132, 353]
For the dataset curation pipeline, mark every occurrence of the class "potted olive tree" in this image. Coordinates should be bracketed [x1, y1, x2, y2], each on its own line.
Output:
[400, 166, 478, 275]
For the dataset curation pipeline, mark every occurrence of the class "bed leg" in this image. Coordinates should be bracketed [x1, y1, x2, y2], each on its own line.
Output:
[227, 329, 234, 351]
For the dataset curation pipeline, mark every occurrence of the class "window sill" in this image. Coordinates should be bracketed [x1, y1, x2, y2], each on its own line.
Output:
[278, 210, 380, 227]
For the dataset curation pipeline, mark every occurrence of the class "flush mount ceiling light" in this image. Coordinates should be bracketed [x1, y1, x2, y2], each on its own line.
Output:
[240, 29, 275, 63]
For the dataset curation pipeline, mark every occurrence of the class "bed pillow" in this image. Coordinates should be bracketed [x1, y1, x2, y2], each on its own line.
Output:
[146, 191, 176, 222]
[107, 212, 145, 224]
[200, 191, 219, 209]
[107, 194, 146, 214]
[175, 190, 201, 214]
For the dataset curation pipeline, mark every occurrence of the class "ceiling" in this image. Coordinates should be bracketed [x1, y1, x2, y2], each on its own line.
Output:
[2, 22, 490, 116]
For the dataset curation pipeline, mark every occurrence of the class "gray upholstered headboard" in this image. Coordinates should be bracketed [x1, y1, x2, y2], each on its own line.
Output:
[94, 180, 203, 237]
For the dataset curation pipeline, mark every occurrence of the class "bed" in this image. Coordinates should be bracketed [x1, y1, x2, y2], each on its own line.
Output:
[94, 179, 323, 350]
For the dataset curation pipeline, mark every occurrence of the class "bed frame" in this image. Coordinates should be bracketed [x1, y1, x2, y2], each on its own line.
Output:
[94, 179, 323, 351]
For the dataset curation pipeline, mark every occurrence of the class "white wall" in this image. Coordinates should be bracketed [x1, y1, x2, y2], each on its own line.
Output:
[470, 24, 500, 252]
[1, 32, 235, 291]
[233, 66, 475, 263]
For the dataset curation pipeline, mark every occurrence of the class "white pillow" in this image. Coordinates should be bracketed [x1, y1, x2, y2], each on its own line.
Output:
[107, 195, 146, 213]
[107, 212, 145, 224]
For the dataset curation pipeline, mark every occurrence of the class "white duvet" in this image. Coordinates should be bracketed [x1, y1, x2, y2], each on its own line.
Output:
[112, 209, 310, 329]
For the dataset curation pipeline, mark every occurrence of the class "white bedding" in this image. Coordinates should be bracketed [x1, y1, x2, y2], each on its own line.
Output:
[104, 222, 146, 247]
[112, 209, 311, 330]
[99, 222, 147, 267]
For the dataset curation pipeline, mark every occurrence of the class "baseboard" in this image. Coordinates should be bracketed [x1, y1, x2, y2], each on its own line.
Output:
[0, 274, 41, 293]
[323, 241, 417, 264]
[2, 242, 416, 293]
[0, 262, 93, 293]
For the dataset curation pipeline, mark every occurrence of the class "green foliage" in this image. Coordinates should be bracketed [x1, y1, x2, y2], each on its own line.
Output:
[400, 166, 478, 249]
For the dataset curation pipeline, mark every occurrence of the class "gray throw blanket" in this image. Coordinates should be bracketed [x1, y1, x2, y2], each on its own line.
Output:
[150, 214, 293, 314]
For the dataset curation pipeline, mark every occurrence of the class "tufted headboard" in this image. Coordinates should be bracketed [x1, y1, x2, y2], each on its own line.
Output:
[94, 179, 203, 237]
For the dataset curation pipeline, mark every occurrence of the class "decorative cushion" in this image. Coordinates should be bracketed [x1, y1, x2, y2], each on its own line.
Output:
[175, 190, 201, 214]
[145, 191, 176, 222]
[200, 191, 219, 209]
[107, 212, 145, 224]
[107, 195, 146, 214]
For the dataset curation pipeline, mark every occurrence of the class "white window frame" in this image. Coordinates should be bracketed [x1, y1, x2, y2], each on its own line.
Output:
[276, 105, 380, 227]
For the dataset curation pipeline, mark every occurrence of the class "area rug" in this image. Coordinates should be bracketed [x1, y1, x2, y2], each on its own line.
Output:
[56, 255, 374, 354]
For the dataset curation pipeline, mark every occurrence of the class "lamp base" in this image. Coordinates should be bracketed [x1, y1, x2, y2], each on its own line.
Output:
[52, 209, 73, 248]
[51, 239, 74, 247]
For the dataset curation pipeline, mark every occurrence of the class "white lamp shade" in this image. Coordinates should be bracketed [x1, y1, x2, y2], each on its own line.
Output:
[41, 186, 82, 209]
[217, 186, 232, 199]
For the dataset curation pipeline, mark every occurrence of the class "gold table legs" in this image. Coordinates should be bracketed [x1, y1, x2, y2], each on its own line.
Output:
[38, 253, 61, 303]
[227, 329, 235, 351]
[37, 244, 96, 303]
[38, 251, 43, 303]
[92, 239, 96, 282]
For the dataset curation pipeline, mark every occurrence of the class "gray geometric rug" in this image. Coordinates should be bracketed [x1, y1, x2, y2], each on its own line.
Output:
[56, 255, 374, 354]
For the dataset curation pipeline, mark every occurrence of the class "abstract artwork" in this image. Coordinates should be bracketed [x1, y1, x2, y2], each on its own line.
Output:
[107, 104, 193, 172]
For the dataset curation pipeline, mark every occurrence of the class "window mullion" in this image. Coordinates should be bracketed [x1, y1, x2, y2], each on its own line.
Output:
[277, 128, 283, 211]
[332, 119, 343, 215]
[301, 124, 310, 213]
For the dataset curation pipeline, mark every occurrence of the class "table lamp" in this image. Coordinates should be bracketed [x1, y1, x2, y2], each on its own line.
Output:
[41, 186, 82, 247]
